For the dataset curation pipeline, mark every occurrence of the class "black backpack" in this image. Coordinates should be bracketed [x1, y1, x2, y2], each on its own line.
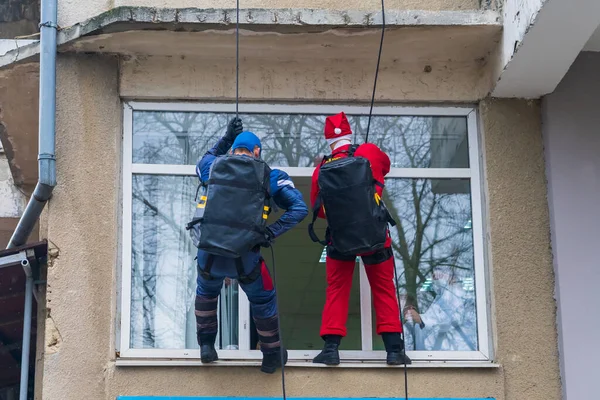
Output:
[308, 145, 396, 256]
[186, 155, 272, 258]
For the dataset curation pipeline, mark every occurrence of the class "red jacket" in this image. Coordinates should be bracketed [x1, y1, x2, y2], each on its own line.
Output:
[310, 143, 391, 218]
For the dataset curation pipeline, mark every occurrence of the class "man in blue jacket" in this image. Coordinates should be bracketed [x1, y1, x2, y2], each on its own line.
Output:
[194, 117, 308, 373]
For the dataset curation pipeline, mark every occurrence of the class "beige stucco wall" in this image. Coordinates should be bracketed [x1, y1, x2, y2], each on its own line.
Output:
[58, 0, 481, 28]
[41, 53, 561, 400]
[119, 26, 495, 103]
[480, 99, 561, 399]
[42, 54, 122, 400]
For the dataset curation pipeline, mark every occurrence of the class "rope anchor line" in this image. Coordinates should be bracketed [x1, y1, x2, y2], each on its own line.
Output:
[232, 0, 406, 399]
[365, 0, 386, 144]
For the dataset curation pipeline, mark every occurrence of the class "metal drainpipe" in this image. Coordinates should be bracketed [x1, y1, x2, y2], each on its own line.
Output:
[19, 259, 33, 400]
[7, 0, 57, 250]
[7, 0, 58, 399]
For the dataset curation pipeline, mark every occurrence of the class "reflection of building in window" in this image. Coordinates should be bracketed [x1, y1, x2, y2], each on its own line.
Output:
[431, 117, 470, 194]
[385, 177, 477, 352]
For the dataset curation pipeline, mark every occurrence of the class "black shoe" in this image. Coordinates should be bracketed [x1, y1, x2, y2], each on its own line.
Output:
[382, 332, 411, 365]
[261, 348, 288, 374]
[312, 335, 341, 365]
[386, 351, 412, 365]
[200, 344, 218, 363]
[198, 333, 218, 363]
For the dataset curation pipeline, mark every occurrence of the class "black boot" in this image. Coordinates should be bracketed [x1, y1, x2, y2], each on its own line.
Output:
[261, 348, 288, 374]
[312, 335, 341, 365]
[198, 333, 218, 364]
[382, 332, 411, 365]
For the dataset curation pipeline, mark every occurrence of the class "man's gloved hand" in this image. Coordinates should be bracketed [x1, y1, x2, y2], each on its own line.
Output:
[225, 117, 244, 141]
[260, 228, 275, 248]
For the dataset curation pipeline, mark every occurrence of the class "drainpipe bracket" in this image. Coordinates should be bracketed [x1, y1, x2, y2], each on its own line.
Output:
[39, 21, 59, 30]
[38, 153, 56, 161]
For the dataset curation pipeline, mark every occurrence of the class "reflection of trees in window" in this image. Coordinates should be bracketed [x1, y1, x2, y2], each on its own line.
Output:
[132, 112, 467, 169]
[133, 112, 225, 165]
[131, 175, 197, 349]
[248, 114, 328, 166]
[385, 179, 476, 351]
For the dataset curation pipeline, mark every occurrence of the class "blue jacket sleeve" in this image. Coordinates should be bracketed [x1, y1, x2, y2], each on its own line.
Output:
[196, 135, 234, 182]
[267, 170, 309, 239]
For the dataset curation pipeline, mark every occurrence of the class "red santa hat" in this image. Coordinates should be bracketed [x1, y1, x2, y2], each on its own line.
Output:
[324, 112, 352, 146]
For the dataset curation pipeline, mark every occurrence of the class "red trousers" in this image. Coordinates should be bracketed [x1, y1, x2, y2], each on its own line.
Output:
[320, 242, 402, 337]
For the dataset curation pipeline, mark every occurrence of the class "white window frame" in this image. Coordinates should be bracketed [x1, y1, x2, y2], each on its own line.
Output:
[119, 102, 490, 363]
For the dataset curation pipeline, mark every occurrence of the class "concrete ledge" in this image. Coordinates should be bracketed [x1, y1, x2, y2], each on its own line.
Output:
[115, 358, 501, 368]
[0, 6, 500, 69]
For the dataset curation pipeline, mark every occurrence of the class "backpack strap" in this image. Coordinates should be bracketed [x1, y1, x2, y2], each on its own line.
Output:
[347, 144, 359, 157]
[307, 194, 329, 246]
[185, 216, 203, 231]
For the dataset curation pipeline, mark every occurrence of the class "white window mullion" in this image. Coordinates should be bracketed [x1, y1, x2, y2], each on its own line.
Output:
[238, 289, 251, 351]
[386, 168, 471, 179]
[130, 164, 316, 178]
[131, 164, 196, 176]
[359, 259, 374, 351]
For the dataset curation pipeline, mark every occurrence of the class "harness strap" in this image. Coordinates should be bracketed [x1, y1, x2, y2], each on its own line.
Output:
[347, 144, 359, 157]
[186, 217, 203, 231]
[199, 255, 262, 285]
[236, 257, 263, 285]
[199, 254, 215, 280]
[326, 144, 359, 161]
[307, 195, 329, 246]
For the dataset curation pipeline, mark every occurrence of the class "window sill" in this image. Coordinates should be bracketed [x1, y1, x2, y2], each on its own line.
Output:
[115, 359, 500, 369]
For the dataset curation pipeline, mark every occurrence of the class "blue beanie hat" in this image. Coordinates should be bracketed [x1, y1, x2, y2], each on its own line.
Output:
[232, 131, 262, 154]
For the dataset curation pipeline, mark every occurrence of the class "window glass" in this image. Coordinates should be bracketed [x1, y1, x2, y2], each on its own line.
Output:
[125, 106, 485, 361]
[372, 178, 477, 351]
[272, 177, 361, 351]
[130, 174, 239, 350]
[132, 112, 469, 169]
[130, 174, 197, 349]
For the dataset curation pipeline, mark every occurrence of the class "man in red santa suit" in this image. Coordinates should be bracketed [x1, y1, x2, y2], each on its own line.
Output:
[311, 112, 411, 365]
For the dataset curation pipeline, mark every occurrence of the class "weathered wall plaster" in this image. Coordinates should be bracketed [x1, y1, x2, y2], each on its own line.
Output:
[58, 0, 483, 27]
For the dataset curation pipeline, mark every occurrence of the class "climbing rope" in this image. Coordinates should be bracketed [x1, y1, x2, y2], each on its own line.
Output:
[270, 246, 287, 400]
[393, 257, 410, 400]
[235, 0, 240, 118]
[365, 0, 386, 144]
[364, 0, 410, 397]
